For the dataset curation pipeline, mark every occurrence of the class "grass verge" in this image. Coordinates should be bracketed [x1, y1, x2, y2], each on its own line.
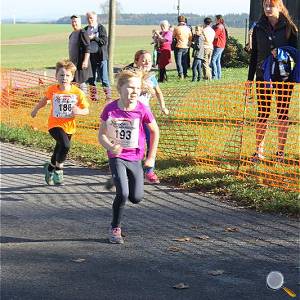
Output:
[1, 123, 299, 216]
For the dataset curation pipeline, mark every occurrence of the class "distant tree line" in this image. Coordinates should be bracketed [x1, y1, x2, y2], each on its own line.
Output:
[55, 13, 249, 27]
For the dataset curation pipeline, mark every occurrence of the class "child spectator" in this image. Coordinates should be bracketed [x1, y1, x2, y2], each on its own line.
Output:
[191, 26, 205, 81]
[151, 29, 159, 68]
[31, 59, 89, 185]
[98, 69, 159, 244]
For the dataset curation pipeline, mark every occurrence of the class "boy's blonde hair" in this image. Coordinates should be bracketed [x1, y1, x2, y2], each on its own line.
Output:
[116, 69, 144, 93]
[55, 59, 77, 76]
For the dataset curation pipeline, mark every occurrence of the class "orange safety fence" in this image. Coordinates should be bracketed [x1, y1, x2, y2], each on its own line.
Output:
[1, 69, 299, 192]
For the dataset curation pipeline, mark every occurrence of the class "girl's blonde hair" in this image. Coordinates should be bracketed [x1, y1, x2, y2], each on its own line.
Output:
[55, 59, 76, 76]
[262, 0, 298, 37]
[116, 69, 144, 93]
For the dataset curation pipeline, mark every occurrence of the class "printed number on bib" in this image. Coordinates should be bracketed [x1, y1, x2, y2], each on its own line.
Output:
[53, 94, 77, 118]
[107, 118, 140, 149]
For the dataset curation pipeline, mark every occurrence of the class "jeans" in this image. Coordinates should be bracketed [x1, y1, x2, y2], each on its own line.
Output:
[88, 56, 110, 87]
[175, 48, 189, 77]
[211, 47, 224, 80]
[192, 58, 202, 80]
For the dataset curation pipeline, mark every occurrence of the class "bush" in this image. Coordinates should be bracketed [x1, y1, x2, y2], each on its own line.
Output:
[222, 36, 250, 68]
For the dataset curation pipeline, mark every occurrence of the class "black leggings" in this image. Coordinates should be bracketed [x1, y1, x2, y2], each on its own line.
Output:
[256, 81, 294, 123]
[49, 127, 72, 165]
[109, 158, 144, 228]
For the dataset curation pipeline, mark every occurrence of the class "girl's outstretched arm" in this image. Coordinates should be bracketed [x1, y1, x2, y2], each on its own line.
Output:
[154, 85, 169, 115]
[144, 119, 159, 168]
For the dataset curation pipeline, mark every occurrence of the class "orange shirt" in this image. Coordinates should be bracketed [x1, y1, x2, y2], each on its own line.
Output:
[173, 25, 192, 48]
[45, 84, 89, 134]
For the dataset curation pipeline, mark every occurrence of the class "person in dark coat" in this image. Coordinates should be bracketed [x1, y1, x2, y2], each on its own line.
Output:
[247, 0, 298, 163]
[191, 26, 205, 81]
[85, 11, 111, 101]
[69, 15, 93, 95]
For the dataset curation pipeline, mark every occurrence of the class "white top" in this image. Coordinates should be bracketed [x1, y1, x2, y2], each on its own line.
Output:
[203, 26, 215, 50]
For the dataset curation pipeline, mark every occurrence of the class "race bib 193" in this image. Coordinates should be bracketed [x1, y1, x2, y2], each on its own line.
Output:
[53, 94, 77, 118]
[106, 117, 140, 149]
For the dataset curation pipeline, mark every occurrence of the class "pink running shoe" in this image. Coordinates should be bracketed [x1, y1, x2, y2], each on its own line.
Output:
[109, 227, 124, 244]
[145, 172, 160, 184]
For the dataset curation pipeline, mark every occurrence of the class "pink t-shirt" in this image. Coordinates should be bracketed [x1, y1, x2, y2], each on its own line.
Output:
[100, 100, 154, 161]
[159, 30, 172, 51]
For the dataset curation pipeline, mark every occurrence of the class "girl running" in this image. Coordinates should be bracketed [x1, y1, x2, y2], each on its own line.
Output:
[98, 69, 159, 244]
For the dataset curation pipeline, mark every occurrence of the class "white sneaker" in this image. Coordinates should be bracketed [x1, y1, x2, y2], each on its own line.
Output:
[109, 227, 124, 244]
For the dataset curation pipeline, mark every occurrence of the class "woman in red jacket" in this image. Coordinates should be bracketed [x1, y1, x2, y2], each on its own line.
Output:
[211, 15, 227, 80]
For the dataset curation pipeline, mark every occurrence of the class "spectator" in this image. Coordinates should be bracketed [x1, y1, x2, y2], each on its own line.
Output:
[211, 15, 227, 80]
[191, 26, 205, 82]
[202, 17, 215, 80]
[151, 29, 159, 67]
[84, 11, 111, 101]
[247, 0, 299, 163]
[185, 17, 193, 69]
[154, 20, 172, 82]
[69, 15, 93, 95]
[173, 15, 193, 79]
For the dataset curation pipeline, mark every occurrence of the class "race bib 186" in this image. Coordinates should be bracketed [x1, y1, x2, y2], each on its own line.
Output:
[53, 94, 77, 118]
[106, 117, 140, 149]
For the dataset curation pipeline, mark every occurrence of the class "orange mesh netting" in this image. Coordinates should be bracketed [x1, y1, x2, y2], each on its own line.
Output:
[1, 69, 299, 192]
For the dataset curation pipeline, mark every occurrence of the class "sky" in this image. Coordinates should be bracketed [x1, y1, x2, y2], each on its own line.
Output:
[1, 0, 250, 21]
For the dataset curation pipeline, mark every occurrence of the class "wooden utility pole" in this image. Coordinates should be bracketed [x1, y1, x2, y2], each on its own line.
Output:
[177, 0, 180, 17]
[108, 0, 116, 85]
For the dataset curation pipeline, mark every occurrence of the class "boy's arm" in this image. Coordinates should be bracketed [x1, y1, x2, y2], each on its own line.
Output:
[144, 119, 159, 168]
[31, 96, 48, 118]
[154, 85, 169, 115]
[98, 121, 122, 155]
[72, 106, 89, 116]
[73, 92, 90, 116]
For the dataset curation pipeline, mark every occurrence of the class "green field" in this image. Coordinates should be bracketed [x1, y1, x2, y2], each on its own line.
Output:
[1, 24, 245, 70]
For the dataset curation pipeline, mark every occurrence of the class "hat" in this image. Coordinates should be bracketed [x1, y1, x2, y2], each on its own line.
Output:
[70, 14, 80, 19]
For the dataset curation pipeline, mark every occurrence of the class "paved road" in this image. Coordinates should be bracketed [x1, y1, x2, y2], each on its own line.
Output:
[1, 142, 299, 300]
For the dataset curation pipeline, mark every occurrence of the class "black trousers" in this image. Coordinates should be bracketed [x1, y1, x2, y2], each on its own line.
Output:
[49, 127, 72, 165]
